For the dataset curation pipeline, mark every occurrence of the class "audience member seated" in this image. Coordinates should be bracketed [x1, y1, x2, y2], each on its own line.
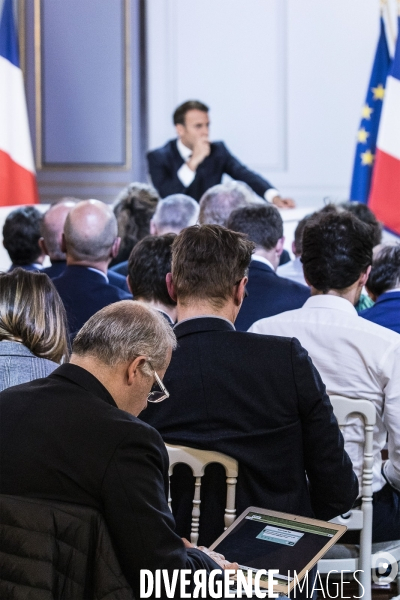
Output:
[52, 200, 132, 338]
[360, 243, 400, 334]
[277, 214, 311, 286]
[40, 199, 77, 278]
[249, 211, 400, 543]
[0, 269, 68, 391]
[339, 200, 382, 247]
[150, 194, 199, 235]
[3, 206, 45, 272]
[0, 302, 235, 598]
[110, 183, 160, 275]
[141, 224, 358, 555]
[227, 205, 310, 331]
[41, 199, 130, 292]
[127, 234, 177, 325]
[198, 180, 260, 226]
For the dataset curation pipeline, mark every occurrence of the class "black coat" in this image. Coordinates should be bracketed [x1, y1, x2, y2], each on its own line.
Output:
[235, 260, 310, 331]
[0, 364, 219, 598]
[147, 139, 274, 201]
[44, 260, 130, 293]
[52, 265, 132, 336]
[141, 317, 358, 544]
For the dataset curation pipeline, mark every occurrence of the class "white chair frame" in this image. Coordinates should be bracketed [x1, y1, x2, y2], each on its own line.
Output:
[318, 396, 400, 600]
[166, 444, 238, 546]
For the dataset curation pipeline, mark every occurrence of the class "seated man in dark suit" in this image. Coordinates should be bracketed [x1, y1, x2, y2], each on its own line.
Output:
[141, 225, 358, 552]
[41, 199, 129, 292]
[3, 206, 45, 272]
[0, 302, 235, 598]
[52, 199, 132, 337]
[227, 205, 310, 331]
[147, 100, 294, 207]
[127, 234, 177, 325]
[361, 243, 400, 334]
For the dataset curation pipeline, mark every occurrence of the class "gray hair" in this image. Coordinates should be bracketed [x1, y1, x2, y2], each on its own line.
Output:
[199, 181, 262, 226]
[72, 300, 176, 375]
[152, 194, 199, 234]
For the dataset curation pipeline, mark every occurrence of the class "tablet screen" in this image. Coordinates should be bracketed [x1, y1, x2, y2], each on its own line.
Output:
[212, 511, 336, 580]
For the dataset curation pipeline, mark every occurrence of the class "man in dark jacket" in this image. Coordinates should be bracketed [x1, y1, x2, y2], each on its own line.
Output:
[52, 199, 132, 337]
[227, 204, 310, 331]
[141, 225, 358, 548]
[0, 302, 235, 598]
[147, 100, 294, 207]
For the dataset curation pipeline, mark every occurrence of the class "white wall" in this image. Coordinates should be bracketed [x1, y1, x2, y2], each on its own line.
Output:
[146, 0, 385, 207]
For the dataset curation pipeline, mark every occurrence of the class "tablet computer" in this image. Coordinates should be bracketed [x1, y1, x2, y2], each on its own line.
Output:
[209, 507, 347, 596]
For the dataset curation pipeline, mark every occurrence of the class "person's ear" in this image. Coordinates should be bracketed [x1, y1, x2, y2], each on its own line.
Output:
[126, 276, 132, 294]
[166, 273, 177, 302]
[61, 233, 67, 253]
[126, 356, 148, 386]
[110, 237, 121, 259]
[38, 237, 48, 256]
[235, 276, 248, 306]
[175, 123, 185, 139]
[292, 241, 297, 256]
[359, 265, 371, 288]
[275, 237, 285, 257]
[150, 219, 157, 236]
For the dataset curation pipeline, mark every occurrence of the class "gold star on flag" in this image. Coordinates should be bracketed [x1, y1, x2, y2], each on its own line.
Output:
[361, 104, 374, 119]
[372, 84, 385, 100]
[361, 150, 374, 166]
[357, 128, 370, 143]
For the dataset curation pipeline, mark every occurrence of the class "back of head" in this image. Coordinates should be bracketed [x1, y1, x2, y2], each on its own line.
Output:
[293, 214, 313, 256]
[199, 181, 259, 226]
[171, 224, 254, 308]
[227, 204, 283, 250]
[128, 234, 176, 307]
[42, 200, 77, 261]
[152, 194, 199, 234]
[113, 183, 160, 263]
[301, 212, 373, 293]
[72, 300, 176, 375]
[173, 100, 209, 125]
[0, 269, 68, 363]
[63, 200, 117, 263]
[3, 206, 43, 265]
[366, 243, 400, 298]
[339, 201, 382, 247]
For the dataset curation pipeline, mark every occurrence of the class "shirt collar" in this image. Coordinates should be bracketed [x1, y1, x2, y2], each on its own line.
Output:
[176, 139, 192, 161]
[87, 267, 109, 283]
[251, 254, 275, 272]
[385, 287, 400, 294]
[304, 294, 358, 315]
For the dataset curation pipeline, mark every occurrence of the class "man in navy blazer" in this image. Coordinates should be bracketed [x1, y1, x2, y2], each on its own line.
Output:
[227, 204, 310, 331]
[53, 200, 132, 337]
[361, 244, 400, 334]
[141, 225, 358, 555]
[147, 100, 295, 207]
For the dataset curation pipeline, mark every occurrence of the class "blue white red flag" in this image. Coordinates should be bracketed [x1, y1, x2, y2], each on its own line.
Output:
[350, 18, 391, 204]
[0, 0, 38, 206]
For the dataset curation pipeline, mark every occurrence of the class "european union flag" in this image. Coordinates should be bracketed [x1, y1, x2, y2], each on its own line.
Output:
[350, 18, 391, 203]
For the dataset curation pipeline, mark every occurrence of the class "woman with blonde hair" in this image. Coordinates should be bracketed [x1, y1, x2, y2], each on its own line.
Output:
[0, 268, 68, 391]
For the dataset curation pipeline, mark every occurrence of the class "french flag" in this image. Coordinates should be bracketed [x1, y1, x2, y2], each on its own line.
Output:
[369, 17, 400, 235]
[0, 0, 38, 206]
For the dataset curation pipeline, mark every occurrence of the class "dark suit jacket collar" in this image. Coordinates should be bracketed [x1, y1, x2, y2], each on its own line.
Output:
[52, 364, 117, 407]
[250, 260, 276, 276]
[174, 316, 235, 338]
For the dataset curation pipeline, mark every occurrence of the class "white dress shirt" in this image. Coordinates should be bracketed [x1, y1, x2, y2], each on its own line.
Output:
[176, 140, 279, 203]
[251, 253, 275, 271]
[249, 294, 400, 495]
[277, 256, 308, 287]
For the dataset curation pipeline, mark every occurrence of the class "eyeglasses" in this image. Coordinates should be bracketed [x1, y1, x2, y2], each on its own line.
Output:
[147, 365, 170, 403]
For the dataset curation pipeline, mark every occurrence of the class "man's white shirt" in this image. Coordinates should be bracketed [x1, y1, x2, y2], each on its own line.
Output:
[277, 256, 307, 287]
[176, 139, 279, 203]
[249, 294, 400, 495]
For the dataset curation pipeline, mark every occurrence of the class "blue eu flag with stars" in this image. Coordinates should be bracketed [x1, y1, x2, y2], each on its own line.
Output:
[350, 18, 391, 203]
